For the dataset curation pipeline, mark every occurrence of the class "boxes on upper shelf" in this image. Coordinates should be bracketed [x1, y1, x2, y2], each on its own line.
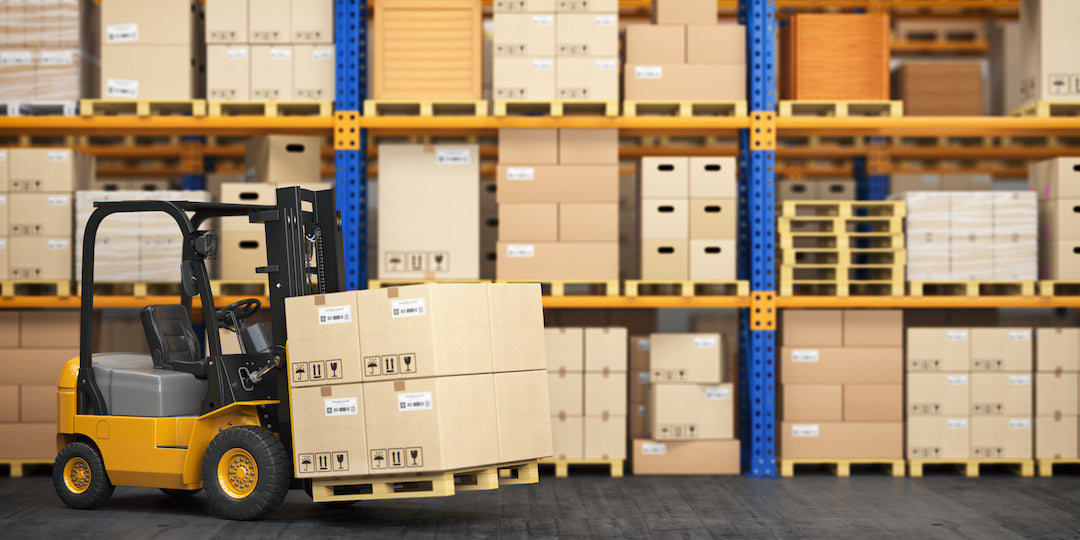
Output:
[780, 14, 890, 100]
[1019, 0, 1080, 107]
[892, 63, 983, 116]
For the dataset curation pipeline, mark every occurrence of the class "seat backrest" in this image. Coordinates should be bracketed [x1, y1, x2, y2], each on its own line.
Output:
[140, 304, 208, 379]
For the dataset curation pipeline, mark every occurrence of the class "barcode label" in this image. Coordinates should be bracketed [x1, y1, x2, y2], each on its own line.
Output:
[792, 424, 819, 437]
[398, 391, 433, 411]
[946, 375, 968, 386]
[0, 196, 6, 206]
[436, 149, 471, 165]
[0, 239, 5, 249]
[705, 387, 731, 400]
[270, 48, 292, 60]
[48, 151, 69, 162]
[638, 339, 650, 350]
[947, 418, 968, 429]
[324, 397, 358, 416]
[637, 372, 650, 383]
[594, 58, 617, 70]
[313, 48, 334, 61]
[48, 239, 69, 250]
[106, 23, 139, 43]
[1, 51, 31, 66]
[635, 66, 663, 79]
[595, 15, 616, 25]
[106, 78, 139, 98]
[532, 15, 553, 25]
[1009, 375, 1030, 385]
[692, 337, 717, 349]
[792, 349, 819, 363]
[641, 443, 666, 455]
[0, 150, 6, 161]
[391, 298, 426, 318]
[47, 195, 69, 206]
[506, 244, 535, 258]
[947, 331, 968, 341]
[40, 50, 74, 66]
[532, 58, 554, 70]
[1009, 331, 1030, 341]
[1009, 418, 1031, 429]
[506, 167, 535, 180]
[318, 305, 352, 325]
[226, 48, 249, 60]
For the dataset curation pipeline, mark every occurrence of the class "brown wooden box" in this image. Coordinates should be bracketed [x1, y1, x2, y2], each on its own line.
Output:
[892, 62, 983, 116]
[780, 14, 890, 100]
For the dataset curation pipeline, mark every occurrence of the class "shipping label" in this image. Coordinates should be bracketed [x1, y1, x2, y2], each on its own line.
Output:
[1008, 375, 1030, 385]
[0, 51, 31, 66]
[791, 349, 819, 363]
[946, 331, 968, 341]
[0, 196, 5, 206]
[791, 424, 819, 437]
[637, 372, 650, 384]
[398, 392, 433, 411]
[270, 48, 292, 60]
[324, 397, 358, 416]
[641, 443, 666, 455]
[47, 195, 69, 206]
[1008, 330, 1030, 341]
[0, 150, 6, 161]
[47, 150, 69, 162]
[946, 375, 968, 386]
[106, 23, 139, 43]
[40, 51, 74, 66]
[1009, 418, 1031, 429]
[0, 239, 5, 249]
[705, 387, 731, 400]
[637, 339, 650, 350]
[106, 79, 139, 98]
[317, 305, 352, 325]
[532, 15, 553, 25]
[436, 149, 471, 165]
[595, 15, 616, 26]
[226, 48, 249, 60]
[532, 59, 554, 70]
[692, 337, 717, 349]
[47, 239, 68, 250]
[506, 167, 535, 181]
[635, 66, 663, 79]
[506, 244, 535, 258]
[594, 58, 617, 70]
[391, 298, 426, 318]
[313, 48, 335, 61]
[946, 418, 968, 429]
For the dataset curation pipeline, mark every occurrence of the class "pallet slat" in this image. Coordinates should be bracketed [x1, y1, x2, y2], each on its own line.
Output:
[494, 279, 619, 297]
[780, 459, 905, 478]
[908, 458, 1035, 478]
[779, 100, 903, 117]
[780, 200, 907, 218]
[492, 100, 618, 117]
[539, 459, 623, 478]
[365, 99, 487, 117]
[208, 100, 333, 117]
[1011, 102, 1080, 118]
[80, 99, 206, 117]
[624, 280, 749, 298]
[909, 280, 1036, 297]
[0, 280, 72, 298]
[622, 100, 747, 118]
[1037, 459, 1080, 477]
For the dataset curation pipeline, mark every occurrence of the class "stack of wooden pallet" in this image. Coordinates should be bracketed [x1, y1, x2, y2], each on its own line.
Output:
[778, 201, 907, 296]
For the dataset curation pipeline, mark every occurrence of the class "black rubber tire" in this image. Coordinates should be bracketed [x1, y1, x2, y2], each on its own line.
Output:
[160, 488, 201, 498]
[53, 441, 115, 510]
[202, 426, 290, 521]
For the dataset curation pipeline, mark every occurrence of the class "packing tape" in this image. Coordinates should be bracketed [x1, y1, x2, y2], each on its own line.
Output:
[394, 380, 405, 391]
[558, 411, 566, 421]
[602, 366, 610, 377]
[602, 411, 609, 422]
[320, 386, 332, 397]
[424, 271, 435, 280]
[1055, 366, 1063, 377]
[314, 294, 325, 306]
[423, 143, 435, 154]
[1055, 410, 1062, 421]
[558, 366, 566, 377]
[387, 287, 399, 298]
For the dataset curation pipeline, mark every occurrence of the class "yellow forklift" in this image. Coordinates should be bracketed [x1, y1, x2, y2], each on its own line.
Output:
[53, 187, 347, 520]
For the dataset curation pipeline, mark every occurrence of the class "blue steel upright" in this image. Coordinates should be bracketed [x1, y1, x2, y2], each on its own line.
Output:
[335, 0, 367, 290]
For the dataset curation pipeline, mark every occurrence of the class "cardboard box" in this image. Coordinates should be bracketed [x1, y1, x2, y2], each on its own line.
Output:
[283, 291, 361, 386]
[0, 386, 18, 422]
[817, 180, 856, 201]
[207, 45, 250, 101]
[584, 327, 626, 373]
[1, 348, 78, 384]
[652, 0, 715, 25]
[495, 370, 554, 462]
[583, 415, 626, 459]
[0, 239, 8, 280]
[689, 239, 736, 281]
[292, 45, 335, 101]
[250, 45, 293, 100]
[631, 438, 740, 475]
[641, 198, 688, 240]
[0, 312, 18, 347]
[971, 328, 1033, 371]
[102, 0, 199, 46]
[559, 203, 618, 242]
[101, 44, 202, 99]
[496, 241, 618, 280]
[217, 231, 264, 280]
[624, 63, 746, 101]
[780, 347, 903, 385]
[246, 136, 322, 184]
[290, 383, 367, 477]
[688, 157, 737, 199]
[782, 309, 842, 347]
[907, 328, 970, 371]
[545, 327, 583, 371]
[989, 21, 1021, 115]
[9, 237, 71, 280]
[548, 371, 583, 415]
[21, 309, 78, 348]
[291, 0, 333, 43]
[842, 309, 902, 347]
[1019, 0, 1080, 106]
[9, 148, 89, 192]
[493, 56, 555, 100]
[499, 203, 558, 242]
[907, 416, 970, 459]
[1041, 238, 1080, 280]
[649, 333, 723, 384]
[629, 402, 648, 439]
[649, 383, 733, 440]
[781, 421, 902, 459]
[780, 14, 890, 100]
[559, 129, 617, 165]
[556, 57, 619, 100]
[624, 25, 685, 64]
[971, 373, 1033, 416]
[971, 416, 1033, 459]
[1036, 327, 1080, 372]
[687, 24, 745, 64]
[206, 0, 247, 43]
[493, 13, 555, 57]
[1036, 372, 1079, 416]
[689, 199, 736, 239]
[550, 414, 583, 459]
[9, 193, 72, 237]
[641, 157, 689, 199]
[1040, 199, 1080, 241]
[1030, 157, 1080, 200]
[782, 384, 842, 422]
[843, 384, 902, 422]
[496, 164, 618, 204]
[555, 13, 618, 57]
[499, 129, 558, 165]
[18, 384, 54, 423]
[907, 373, 970, 416]
[584, 372, 626, 416]
[777, 181, 816, 202]
[1035, 415, 1078, 460]
[219, 183, 275, 231]
[248, 0, 289, 42]
[489, 283, 547, 373]
[495, 0, 557, 11]
[0, 423, 58, 459]
[641, 239, 687, 280]
[892, 62, 983, 116]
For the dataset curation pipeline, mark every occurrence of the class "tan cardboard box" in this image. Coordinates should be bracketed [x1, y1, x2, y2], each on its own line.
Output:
[687, 24, 745, 64]
[0, 50, 35, 101]
[18, 384, 54, 423]
[495, 370, 554, 462]
[1041, 238, 1080, 280]
[780, 347, 903, 385]
[1029, 157, 1080, 199]
[649, 383, 734, 440]
[689, 157, 737, 199]
[217, 231, 264, 280]
[689, 199, 736, 239]
[584, 372, 626, 416]
[559, 129, 617, 165]
[971, 328, 1033, 371]
[102, 45, 202, 100]
[1036, 372, 1078, 416]
[782, 384, 842, 422]
[1019, 0, 1080, 105]
[489, 283, 547, 373]
[0, 239, 8, 281]
[0, 386, 17, 422]
[1, 348, 78, 384]
[550, 414, 583, 459]
[842, 309, 902, 347]
[782, 309, 842, 347]
[556, 0, 617, 11]
[0, 423, 58, 459]
[641, 157, 689, 199]
[689, 239, 736, 281]
[21, 309, 78, 348]
[0, 149, 9, 191]
[624, 63, 746, 101]
[207, 45, 250, 101]
[206, 0, 247, 43]
[499, 203, 558, 242]
[9, 149, 88, 192]
[493, 56, 556, 100]
[584, 415, 626, 459]
[102, 0, 199, 46]
[843, 384, 902, 422]
[649, 333, 723, 384]
[9, 237, 71, 280]
[293, 45, 335, 101]
[890, 174, 941, 195]
[291, 0, 334, 43]
[249, 0, 289, 42]
[631, 438, 740, 475]
[556, 57, 619, 100]
[1035, 415, 1078, 460]
[971, 416, 1033, 459]
[560, 203, 618, 242]
[907, 328, 970, 371]
[584, 327, 627, 373]
[9, 193, 72, 237]
[0, 312, 18, 347]
[495, 0, 557, 12]
[624, 24, 685, 64]
[641, 198, 688, 240]
[496, 241, 618, 280]
[641, 239, 688, 280]
[251, 45, 293, 100]
[493, 13, 555, 57]
[498, 129, 558, 164]
[971, 373, 1033, 416]
[781, 421, 902, 459]
[556, 13, 618, 57]
[546, 327, 584, 371]
[219, 182, 275, 231]
[652, 0, 716, 25]
[816, 180, 855, 200]
[1036, 327, 1080, 371]
[907, 373, 970, 416]
[777, 181, 816, 202]
[629, 402, 648, 439]
[496, 164, 618, 203]
[1039, 199, 1080, 239]
[548, 371, 583, 415]
[284, 291, 361, 387]
[907, 416, 970, 459]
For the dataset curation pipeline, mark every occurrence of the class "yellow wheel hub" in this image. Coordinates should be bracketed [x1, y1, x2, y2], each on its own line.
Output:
[218, 448, 258, 499]
[64, 457, 91, 495]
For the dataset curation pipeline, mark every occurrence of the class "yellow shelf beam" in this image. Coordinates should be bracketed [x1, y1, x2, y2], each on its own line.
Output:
[0, 295, 269, 310]
[775, 296, 1080, 309]
[0, 116, 333, 136]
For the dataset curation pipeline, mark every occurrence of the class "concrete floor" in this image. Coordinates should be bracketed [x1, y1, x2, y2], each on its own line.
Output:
[2, 470, 1078, 538]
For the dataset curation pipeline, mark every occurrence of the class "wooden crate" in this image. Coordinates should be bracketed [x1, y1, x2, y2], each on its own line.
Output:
[372, 0, 483, 100]
[780, 14, 890, 100]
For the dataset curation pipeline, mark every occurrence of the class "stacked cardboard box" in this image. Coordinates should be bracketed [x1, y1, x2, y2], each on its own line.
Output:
[777, 179, 856, 202]
[892, 63, 983, 116]
[902, 191, 1037, 281]
[639, 157, 737, 280]
[496, 129, 618, 280]
[989, 21, 1021, 116]
[1030, 158, 1080, 279]
[780, 14, 890, 100]
[780, 310, 903, 459]
[890, 173, 993, 196]
[0, 310, 79, 459]
[1036, 328, 1079, 460]
[546, 327, 627, 460]
[493, 0, 618, 101]
[623, 0, 745, 102]
[101, 0, 205, 100]
[206, 0, 334, 101]
[907, 327, 1034, 460]
[1020, 0, 1080, 109]
[0, 0, 98, 104]
[480, 180, 498, 279]
[286, 283, 552, 477]
[377, 144, 480, 280]
[632, 332, 739, 474]
[627, 335, 650, 445]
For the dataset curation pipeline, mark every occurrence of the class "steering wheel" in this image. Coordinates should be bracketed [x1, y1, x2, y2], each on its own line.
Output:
[216, 298, 261, 329]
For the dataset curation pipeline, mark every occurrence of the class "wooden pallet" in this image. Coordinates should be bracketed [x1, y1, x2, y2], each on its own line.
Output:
[1011, 102, 1080, 118]
[309, 465, 501, 503]
[891, 135, 995, 148]
[2, 134, 80, 147]
[364, 99, 487, 117]
[909, 280, 1037, 297]
[623, 100, 747, 118]
[80, 99, 206, 117]
[999, 135, 1080, 148]
[208, 100, 333, 117]
[781, 280, 905, 297]
[1039, 280, 1080, 297]
[778, 216, 904, 235]
[779, 232, 905, 250]
[0, 101, 78, 116]
[1037, 459, 1080, 477]
[779, 100, 903, 118]
[0, 280, 73, 298]
[780, 248, 906, 267]
[0, 460, 52, 478]
[496, 460, 540, 486]
[79, 134, 184, 147]
[624, 280, 749, 298]
[895, 23, 985, 44]
[780, 459, 905, 478]
[908, 458, 1035, 478]
[492, 100, 617, 117]
[783, 135, 865, 149]
[209, 280, 270, 297]
[780, 200, 906, 218]
[495, 279, 619, 297]
[77, 281, 183, 297]
[539, 459, 623, 478]
[368, 279, 492, 289]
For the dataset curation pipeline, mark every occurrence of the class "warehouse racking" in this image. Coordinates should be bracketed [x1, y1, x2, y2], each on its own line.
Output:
[2, 0, 1079, 479]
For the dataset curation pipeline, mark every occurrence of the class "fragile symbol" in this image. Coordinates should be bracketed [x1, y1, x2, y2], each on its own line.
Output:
[389, 448, 405, 468]
[406, 447, 423, 468]
[332, 452, 349, 471]
[365, 356, 381, 376]
[370, 449, 387, 469]
[401, 354, 416, 373]
[297, 453, 314, 473]
[429, 252, 450, 272]
[315, 452, 332, 472]
[328, 360, 342, 379]
[293, 363, 308, 383]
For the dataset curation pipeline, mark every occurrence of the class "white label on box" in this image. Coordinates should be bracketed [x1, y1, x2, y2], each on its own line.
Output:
[0, 195, 5, 206]
[324, 397, 358, 416]
[595, 15, 616, 26]
[947, 418, 968, 429]
[594, 59, 617, 70]
[47, 195, 69, 206]
[637, 372, 650, 383]
[706, 387, 731, 400]
[391, 298, 426, 318]
[1009, 375, 1030, 386]
[532, 58, 554, 70]
[1009, 418, 1031, 429]
[313, 48, 334, 61]
[641, 443, 667, 455]
[106, 23, 139, 43]
[436, 149, 471, 165]
[106, 78, 139, 98]
[40, 50, 74, 66]
[270, 48, 292, 60]
[506, 244, 535, 258]
[0, 239, 5, 249]
[506, 167, 535, 181]
[636, 403, 645, 416]
[48, 239, 69, 250]
[635, 66, 663, 79]
[0, 150, 6, 161]
[973, 174, 992, 185]
[946, 331, 968, 341]
[1009, 330, 1030, 341]
[692, 337, 717, 349]
[47, 151, 69, 162]
[317, 305, 352, 325]
[791, 424, 819, 437]
[946, 375, 968, 386]
[532, 15, 553, 25]
[398, 391, 433, 411]
[226, 48, 249, 60]
[1, 51, 31, 66]
[638, 339, 650, 350]
[921, 175, 937, 185]
[792, 349, 819, 363]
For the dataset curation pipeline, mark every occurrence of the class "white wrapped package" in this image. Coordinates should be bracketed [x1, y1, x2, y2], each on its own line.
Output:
[993, 191, 1037, 280]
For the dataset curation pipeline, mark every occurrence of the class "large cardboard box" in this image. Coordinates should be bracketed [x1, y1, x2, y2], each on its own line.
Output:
[9, 193, 72, 237]
[499, 203, 558, 242]
[284, 291, 362, 387]
[555, 13, 617, 57]
[550, 414, 583, 459]
[689, 239, 736, 281]
[9, 237, 71, 280]
[641, 198, 688, 239]
[892, 62, 983, 116]
[689, 199, 736, 239]
[584, 327, 626, 373]
[641, 157, 688, 199]
[0, 423, 57, 459]
[546, 327, 584, 372]
[907, 373, 970, 416]
[907, 417, 970, 459]
[1019, 0, 1080, 106]
[0, 312, 18, 347]
[493, 13, 555, 57]
[631, 438, 740, 475]
[291, 0, 334, 43]
[21, 309, 79, 348]
[782, 384, 842, 422]
[560, 203, 618, 242]
[495, 370, 554, 462]
[624, 25, 685, 64]
[782, 309, 842, 347]
[206, 0, 247, 43]
[496, 164, 618, 204]
[624, 63, 746, 101]
[584, 372, 626, 416]
[781, 421, 902, 459]
[971, 373, 1033, 416]
[686, 25, 745, 64]
[0, 386, 17, 422]
[689, 157, 737, 199]
[1036, 327, 1080, 371]
[842, 309, 902, 347]
[250, 45, 293, 100]
[19, 384, 55, 423]
[583, 415, 625, 459]
[548, 371, 583, 415]
[1036, 415, 1078, 459]
[1036, 372, 1078, 416]
[652, 0, 715, 25]
[9, 149, 90, 192]
[246, 136, 323, 184]
[219, 183, 276, 232]
[907, 328, 970, 371]
[641, 239, 687, 280]
[217, 231, 264, 281]
[780, 14, 890, 100]
[292, 45, 335, 101]
[1, 348, 78, 384]
[207, 45, 250, 101]
[101, 45, 202, 99]
[489, 283, 546, 373]
[649, 383, 734, 440]
[493, 56, 555, 100]
[559, 129, 617, 165]
[498, 129, 558, 165]
[102, 0, 200, 46]
[1041, 239, 1080, 279]
[970, 328, 1033, 371]
[971, 416, 1033, 459]
[844, 384, 902, 422]
[1029, 157, 1080, 200]
[649, 333, 723, 384]
[1039, 199, 1080, 239]
[556, 57, 619, 100]
[496, 241, 618, 280]
[780, 347, 902, 385]
[248, 0, 289, 42]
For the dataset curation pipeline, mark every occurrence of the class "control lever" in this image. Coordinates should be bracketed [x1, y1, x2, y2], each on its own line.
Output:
[245, 354, 282, 387]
